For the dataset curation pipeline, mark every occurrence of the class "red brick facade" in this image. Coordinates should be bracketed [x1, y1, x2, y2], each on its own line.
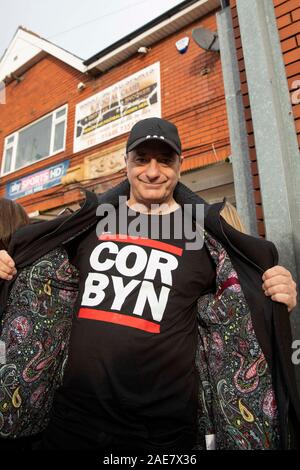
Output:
[0, 8, 230, 214]
[230, 0, 300, 236]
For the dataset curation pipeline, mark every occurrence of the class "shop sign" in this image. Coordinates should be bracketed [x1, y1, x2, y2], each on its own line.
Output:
[74, 62, 161, 153]
[6, 160, 70, 200]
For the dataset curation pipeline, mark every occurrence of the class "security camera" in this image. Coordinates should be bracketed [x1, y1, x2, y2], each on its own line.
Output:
[77, 82, 86, 91]
[138, 46, 150, 54]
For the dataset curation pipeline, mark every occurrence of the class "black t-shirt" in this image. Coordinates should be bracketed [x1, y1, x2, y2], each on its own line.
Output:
[55, 204, 216, 445]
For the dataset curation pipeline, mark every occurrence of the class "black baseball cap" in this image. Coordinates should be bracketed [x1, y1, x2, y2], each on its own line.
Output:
[126, 117, 181, 155]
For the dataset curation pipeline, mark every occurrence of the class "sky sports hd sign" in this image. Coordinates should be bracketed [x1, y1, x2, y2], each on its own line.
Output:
[6, 160, 69, 200]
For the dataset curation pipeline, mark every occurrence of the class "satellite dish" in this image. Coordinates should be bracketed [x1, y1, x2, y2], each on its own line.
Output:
[192, 27, 220, 52]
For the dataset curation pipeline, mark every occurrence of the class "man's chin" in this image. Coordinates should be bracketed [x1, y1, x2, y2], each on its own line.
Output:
[139, 190, 167, 205]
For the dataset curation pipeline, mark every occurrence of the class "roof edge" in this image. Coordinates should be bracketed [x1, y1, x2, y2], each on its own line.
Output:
[84, 0, 201, 66]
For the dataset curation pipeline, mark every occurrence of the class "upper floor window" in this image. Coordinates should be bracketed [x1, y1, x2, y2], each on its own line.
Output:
[1, 105, 68, 176]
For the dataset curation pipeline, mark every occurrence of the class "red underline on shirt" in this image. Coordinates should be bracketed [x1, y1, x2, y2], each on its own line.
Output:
[78, 308, 161, 334]
[98, 234, 183, 256]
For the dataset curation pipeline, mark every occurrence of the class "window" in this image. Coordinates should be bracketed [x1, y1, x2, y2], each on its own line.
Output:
[1, 105, 67, 175]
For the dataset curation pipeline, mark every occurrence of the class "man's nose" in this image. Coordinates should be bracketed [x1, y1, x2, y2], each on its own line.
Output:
[145, 158, 160, 179]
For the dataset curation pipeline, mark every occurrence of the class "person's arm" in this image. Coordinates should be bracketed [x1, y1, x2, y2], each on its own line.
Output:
[0, 251, 298, 311]
[0, 250, 17, 280]
[262, 265, 297, 312]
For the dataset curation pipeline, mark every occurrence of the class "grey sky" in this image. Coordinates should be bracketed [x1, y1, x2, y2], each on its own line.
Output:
[0, 0, 184, 60]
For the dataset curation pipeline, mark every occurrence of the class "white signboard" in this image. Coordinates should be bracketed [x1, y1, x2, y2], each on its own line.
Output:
[74, 62, 161, 153]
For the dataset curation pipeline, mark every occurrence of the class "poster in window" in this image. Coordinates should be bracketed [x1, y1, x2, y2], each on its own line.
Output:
[73, 62, 161, 153]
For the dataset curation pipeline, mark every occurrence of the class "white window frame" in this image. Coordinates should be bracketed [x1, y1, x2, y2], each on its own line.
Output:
[1, 104, 68, 176]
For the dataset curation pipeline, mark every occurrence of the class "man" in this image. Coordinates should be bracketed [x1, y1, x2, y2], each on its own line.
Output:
[0, 117, 299, 450]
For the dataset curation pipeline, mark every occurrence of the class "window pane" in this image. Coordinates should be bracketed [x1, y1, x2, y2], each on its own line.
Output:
[7, 135, 15, 145]
[15, 115, 52, 170]
[53, 121, 65, 152]
[3, 147, 13, 173]
[55, 108, 66, 119]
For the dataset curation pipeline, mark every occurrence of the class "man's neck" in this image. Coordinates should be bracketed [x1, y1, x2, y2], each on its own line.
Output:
[126, 199, 180, 215]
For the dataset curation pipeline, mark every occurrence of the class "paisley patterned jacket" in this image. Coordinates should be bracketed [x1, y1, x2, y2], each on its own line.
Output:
[0, 180, 299, 448]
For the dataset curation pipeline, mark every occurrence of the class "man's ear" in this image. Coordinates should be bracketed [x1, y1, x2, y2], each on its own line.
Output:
[178, 156, 183, 179]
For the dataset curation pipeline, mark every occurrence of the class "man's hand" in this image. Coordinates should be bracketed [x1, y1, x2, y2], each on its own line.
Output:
[0, 250, 17, 281]
[262, 265, 297, 312]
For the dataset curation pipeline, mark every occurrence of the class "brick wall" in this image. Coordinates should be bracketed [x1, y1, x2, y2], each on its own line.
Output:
[230, 0, 300, 237]
[275, 0, 300, 149]
[0, 8, 231, 213]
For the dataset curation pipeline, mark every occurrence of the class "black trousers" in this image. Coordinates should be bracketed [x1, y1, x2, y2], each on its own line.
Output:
[0, 433, 42, 451]
[40, 418, 195, 452]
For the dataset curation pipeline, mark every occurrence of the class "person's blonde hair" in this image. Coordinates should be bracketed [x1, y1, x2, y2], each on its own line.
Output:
[220, 201, 247, 234]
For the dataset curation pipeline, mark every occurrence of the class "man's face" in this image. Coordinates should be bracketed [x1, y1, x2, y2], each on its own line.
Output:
[126, 140, 182, 207]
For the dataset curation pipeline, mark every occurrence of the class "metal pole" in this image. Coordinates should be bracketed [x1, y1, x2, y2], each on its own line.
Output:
[236, 0, 300, 384]
[216, 6, 258, 236]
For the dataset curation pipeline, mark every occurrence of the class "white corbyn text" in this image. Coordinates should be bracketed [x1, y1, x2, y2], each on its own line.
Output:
[81, 241, 179, 322]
